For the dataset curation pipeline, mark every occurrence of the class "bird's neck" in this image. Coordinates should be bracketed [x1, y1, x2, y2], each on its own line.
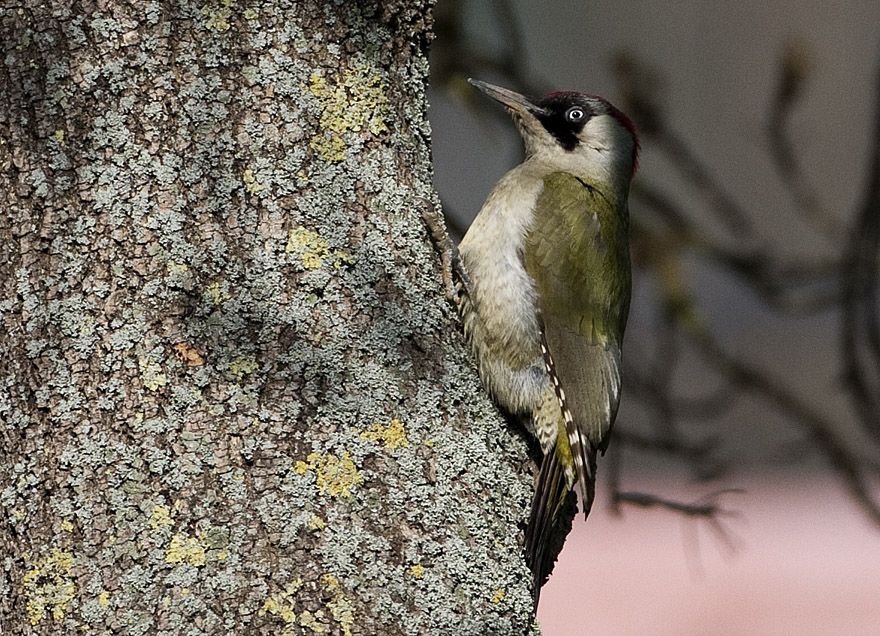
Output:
[525, 154, 630, 206]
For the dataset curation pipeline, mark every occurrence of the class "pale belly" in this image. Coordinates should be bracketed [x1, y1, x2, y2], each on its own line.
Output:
[459, 232, 548, 416]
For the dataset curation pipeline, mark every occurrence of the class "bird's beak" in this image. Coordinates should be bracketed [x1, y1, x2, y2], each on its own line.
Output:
[468, 79, 548, 116]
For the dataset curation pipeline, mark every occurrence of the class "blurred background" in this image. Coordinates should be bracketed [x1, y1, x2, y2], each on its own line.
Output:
[428, 1, 880, 634]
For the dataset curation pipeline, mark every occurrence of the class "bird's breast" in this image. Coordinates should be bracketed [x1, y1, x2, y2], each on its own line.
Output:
[458, 167, 548, 410]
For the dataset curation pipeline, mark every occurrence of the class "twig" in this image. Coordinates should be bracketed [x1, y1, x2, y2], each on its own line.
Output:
[841, 58, 880, 441]
[633, 183, 840, 314]
[654, 128, 754, 237]
[612, 489, 743, 520]
[612, 52, 754, 236]
[766, 40, 845, 239]
[625, 369, 735, 422]
[693, 330, 880, 527]
[492, 0, 529, 84]
[613, 428, 717, 461]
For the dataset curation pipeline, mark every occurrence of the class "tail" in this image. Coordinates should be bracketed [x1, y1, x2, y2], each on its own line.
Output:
[525, 324, 615, 609]
[570, 429, 598, 519]
[524, 441, 593, 611]
[538, 329, 602, 521]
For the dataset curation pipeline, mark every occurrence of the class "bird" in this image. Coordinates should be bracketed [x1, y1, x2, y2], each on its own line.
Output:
[456, 79, 638, 606]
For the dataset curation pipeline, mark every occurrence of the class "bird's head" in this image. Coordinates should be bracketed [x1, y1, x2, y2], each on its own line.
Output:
[469, 79, 639, 192]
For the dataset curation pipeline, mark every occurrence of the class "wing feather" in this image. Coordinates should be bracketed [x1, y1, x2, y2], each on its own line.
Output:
[524, 171, 631, 512]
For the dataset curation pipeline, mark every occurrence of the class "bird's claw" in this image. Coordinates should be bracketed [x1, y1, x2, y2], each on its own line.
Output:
[450, 248, 473, 300]
[419, 198, 472, 304]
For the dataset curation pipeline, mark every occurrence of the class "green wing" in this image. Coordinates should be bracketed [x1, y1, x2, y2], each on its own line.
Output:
[522, 172, 631, 599]
[524, 171, 631, 496]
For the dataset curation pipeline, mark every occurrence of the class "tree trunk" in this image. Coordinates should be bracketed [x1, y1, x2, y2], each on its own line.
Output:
[0, 1, 536, 634]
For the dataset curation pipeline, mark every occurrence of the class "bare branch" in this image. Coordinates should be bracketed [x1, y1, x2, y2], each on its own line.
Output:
[611, 489, 743, 519]
[692, 330, 880, 527]
[766, 40, 845, 239]
[841, 57, 880, 441]
[613, 428, 719, 462]
[625, 369, 736, 422]
[613, 52, 754, 236]
[633, 183, 841, 314]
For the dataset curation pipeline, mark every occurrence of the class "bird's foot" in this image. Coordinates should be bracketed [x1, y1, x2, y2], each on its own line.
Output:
[419, 198, 472, 304]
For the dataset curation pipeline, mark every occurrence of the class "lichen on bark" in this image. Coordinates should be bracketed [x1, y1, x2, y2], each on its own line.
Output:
[0, 1, 537, 634]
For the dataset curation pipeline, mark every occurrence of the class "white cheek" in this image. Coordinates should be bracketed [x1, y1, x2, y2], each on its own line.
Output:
[580, 115, 633, 162]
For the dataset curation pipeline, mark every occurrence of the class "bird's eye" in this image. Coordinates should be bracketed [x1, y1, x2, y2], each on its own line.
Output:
[566, 107, 585, 122]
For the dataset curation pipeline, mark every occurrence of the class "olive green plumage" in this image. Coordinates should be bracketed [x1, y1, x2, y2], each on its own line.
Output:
[525, 171, 630, 459]
[525, 172, 630, 353]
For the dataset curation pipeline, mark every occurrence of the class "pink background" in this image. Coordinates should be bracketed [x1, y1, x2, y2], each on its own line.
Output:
[539, 475, 880, 635]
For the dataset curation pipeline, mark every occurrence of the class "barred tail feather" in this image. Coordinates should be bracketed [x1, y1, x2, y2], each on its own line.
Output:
[569, 429, 598, 519]
[540, 333, 601, 519]
[525, 444, 570, 610]
[530, 328, 614, 607]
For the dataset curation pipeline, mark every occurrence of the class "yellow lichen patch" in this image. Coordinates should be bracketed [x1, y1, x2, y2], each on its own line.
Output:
[321, 574, 340, 591]
[491, 588, 506, 604]
[259, 578, 302, 625]
[207, 281, 230, 305]
[408, 564, 424, 578]
[201, 0, 233, 32]
[78, 314, 96, 338]
[299, 609, 328, 633]
[309, 133, 347, 163]
[97, 591, 110, 608]
[53, 129, 65, 144]
[327, 593, 354, 636]
[166, 261, 189, 276]
[332, 249, 356, 269]
[309, 66, 389, 136]
[164, 533, 207, 567]
[138, 357, 167, 391]
[149, 504, 174, 530]
[260, 596, 295, 625]
[242, 167, 265, 194]
[286, 226, 330, 270]
[308, 514, 326, 531]
[361, 418, 410, 450]
[22, 548, 76, 625]
[60, 519, 74, 533]
[320, 575, 353, 636]
[229, 355, 259, 381]
[296, 452, 363, 498]
[307, 64, 389, 162]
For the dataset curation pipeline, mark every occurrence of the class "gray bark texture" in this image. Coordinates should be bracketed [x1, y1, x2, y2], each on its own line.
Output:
[0, 1, 537, 634]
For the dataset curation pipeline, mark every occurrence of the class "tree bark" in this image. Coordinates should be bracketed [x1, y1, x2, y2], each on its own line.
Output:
[0, 2, 536, 634]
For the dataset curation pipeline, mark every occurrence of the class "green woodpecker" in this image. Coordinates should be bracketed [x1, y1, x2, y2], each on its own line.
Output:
[457, 80, 637, 603]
